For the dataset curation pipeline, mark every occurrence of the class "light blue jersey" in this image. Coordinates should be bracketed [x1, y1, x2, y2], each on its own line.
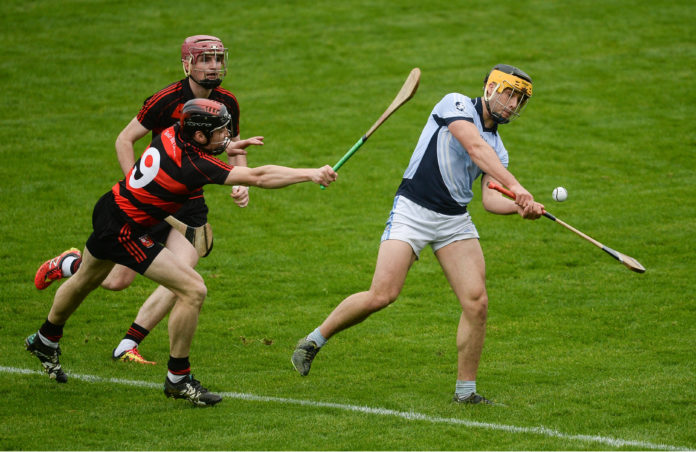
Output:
[395, 94, 508, 215]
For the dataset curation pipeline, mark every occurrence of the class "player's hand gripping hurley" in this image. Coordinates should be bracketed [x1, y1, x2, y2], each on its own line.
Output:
[321, 68, 421, 189]
[487, 182, 645, 273]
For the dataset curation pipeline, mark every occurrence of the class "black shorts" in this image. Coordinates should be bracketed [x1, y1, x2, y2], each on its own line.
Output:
[148, 194, 209, 245]
[85, 192, 165, 275]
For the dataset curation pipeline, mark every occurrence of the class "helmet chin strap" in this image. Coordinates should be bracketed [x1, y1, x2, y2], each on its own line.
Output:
[487, 101, 510, 124]
[200, 135, 229, 156]
[191, 75, 222, 90]
[210, 136, 230, 156]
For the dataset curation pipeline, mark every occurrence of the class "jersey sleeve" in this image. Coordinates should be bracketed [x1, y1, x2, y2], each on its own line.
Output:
[136, 81, 181, 132]
[433, 93, 476, 125]
[188, 152, 234, 187]
[137, 94, 163, 131]
[495, 142, 509, 168]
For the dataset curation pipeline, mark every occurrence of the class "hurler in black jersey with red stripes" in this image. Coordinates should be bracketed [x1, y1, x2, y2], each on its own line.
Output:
[25, 99, 337, 406]
[34, 35, 263, 366]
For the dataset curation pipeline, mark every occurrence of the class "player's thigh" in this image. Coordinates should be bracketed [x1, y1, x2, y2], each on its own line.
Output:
[434, 239, 486, 303]
[165, 227, 199, 268]
[370, 239, 417, 299]
[143, 248, 205, 299]
[71, 247, 117, 289]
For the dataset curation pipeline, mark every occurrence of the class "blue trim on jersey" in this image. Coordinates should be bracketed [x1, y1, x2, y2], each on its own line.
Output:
[394, 94, 508, 216]
[396, 127, 468, 215]
[435, 114, 474, 126]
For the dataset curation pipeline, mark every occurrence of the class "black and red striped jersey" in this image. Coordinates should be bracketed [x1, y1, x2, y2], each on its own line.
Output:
[112, 124, 233, 227]
[136, 77, 240, 138]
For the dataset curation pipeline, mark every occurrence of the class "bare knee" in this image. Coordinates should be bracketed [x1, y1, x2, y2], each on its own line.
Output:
[178, 279, 207, 311]
[365, 289, 399, 312]
[100, 266, 136, 291]
[462, 292, 488, 324]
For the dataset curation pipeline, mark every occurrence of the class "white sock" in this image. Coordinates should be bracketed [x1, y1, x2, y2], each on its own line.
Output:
[37, 331, 58, 349]
[455, 380, 476, 397]
[167, 372, 187, 383]
[307, 327, 327, 348]
[61, 257, 78, 277]
[113, 339, 138, 357]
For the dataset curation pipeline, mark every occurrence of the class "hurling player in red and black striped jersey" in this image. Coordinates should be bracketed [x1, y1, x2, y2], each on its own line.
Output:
[34, 36, 263, 365]
[108, 35, 263, 363]
[25, 99, 337, 405]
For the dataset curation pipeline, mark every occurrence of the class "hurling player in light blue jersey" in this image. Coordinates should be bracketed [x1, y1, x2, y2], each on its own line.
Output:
[293, 64, 545, 405]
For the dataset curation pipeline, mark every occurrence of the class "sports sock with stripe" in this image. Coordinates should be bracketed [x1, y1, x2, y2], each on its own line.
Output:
[38, 319, 63, 347]
[113, 322, 150, 356]
[60, 256, 81, 277]
[167, 356, 191, 383]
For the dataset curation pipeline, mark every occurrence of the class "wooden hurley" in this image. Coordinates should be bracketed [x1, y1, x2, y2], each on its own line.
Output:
[487, 181, 646, 273]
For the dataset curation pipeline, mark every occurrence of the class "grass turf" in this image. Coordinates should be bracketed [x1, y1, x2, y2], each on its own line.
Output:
[1, 0, 694, 450]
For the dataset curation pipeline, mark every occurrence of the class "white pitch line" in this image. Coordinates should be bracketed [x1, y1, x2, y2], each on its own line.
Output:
[2, 365, 689, 451]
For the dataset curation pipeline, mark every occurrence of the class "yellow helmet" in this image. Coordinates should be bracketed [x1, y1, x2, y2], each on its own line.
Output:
[483, 64, 533, 124]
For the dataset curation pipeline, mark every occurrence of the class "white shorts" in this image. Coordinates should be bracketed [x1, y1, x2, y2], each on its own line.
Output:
[381, 195, 479, 258]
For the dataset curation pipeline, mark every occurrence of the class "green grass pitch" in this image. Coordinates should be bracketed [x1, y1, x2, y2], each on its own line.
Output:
[1, 0, 694, 450]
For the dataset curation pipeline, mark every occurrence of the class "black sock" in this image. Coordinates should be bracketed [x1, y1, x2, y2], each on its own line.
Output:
[39, 319, 64, 343]
[124, 322, 150, 345]
[167, 356, 191, 382]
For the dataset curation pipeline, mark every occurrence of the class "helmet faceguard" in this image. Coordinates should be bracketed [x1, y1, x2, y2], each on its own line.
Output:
[181, 35, 228, 90]
[180, 99, 232, 155]
[483, 64, 533, 124]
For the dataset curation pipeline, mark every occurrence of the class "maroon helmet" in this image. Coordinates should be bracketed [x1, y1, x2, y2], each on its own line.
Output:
[181, 35, 228, 89]
[180, 99, 231, 155]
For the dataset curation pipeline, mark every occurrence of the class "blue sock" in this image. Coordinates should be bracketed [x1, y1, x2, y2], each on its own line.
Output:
[307, 327, 327, 348]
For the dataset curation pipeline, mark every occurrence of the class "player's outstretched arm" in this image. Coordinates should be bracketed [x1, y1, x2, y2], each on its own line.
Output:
[225, 165, 337, 189]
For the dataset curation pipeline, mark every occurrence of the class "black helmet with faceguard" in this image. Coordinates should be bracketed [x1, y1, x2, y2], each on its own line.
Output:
[180, 99, 231, 155]
[483, 64, 533, 124]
